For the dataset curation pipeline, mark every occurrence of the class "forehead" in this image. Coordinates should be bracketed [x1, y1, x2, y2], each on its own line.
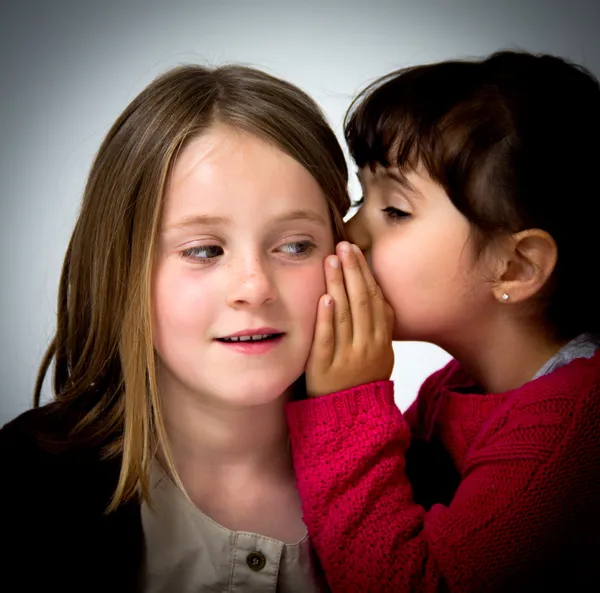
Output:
[359, 164, 422, 191]
[163, 125, 329, 223]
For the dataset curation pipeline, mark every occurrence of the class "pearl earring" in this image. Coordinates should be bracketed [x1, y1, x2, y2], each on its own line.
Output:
[501, 293, 509, 301]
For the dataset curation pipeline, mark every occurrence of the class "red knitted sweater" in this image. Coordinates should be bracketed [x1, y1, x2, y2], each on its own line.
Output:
[286, 352, 600, 592]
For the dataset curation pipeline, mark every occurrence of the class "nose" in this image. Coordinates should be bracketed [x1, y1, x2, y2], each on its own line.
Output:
[227, 255, 277, 309]
[345, 208, 371, 253]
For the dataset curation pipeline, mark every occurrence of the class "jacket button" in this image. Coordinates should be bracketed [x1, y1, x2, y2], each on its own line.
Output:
[246, 551, 266, 571]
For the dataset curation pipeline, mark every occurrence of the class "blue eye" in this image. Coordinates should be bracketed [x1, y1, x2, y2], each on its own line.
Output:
[382, 206, 410, 222]
[181, 245, 224, 262]
[278, 240, 316, 258]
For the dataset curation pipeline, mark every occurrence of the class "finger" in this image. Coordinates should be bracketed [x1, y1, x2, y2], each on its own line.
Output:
[352, 246, 388, 338]
[338, 242, 373, 342]
[325, 253, 353, 347]
[308, 294, 335, 368]
[383, 301, 395, 340]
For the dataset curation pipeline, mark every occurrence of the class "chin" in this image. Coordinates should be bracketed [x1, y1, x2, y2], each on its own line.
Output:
[392, 317, 437, 343]
[220, 374, 301, 407]
[392, 324, 415, 341]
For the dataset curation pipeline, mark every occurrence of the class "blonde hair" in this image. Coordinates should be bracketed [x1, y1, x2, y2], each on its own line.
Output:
[34, 65, 350, 511]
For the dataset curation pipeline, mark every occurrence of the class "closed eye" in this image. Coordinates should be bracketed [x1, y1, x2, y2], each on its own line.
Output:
[382, 206, 411, 222]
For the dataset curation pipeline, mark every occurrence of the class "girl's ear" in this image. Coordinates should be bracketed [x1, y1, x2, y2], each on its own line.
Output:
[492, 229, 557, 304]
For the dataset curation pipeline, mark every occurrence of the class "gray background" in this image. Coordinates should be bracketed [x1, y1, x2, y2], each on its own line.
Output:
[1, 0, 599, 425]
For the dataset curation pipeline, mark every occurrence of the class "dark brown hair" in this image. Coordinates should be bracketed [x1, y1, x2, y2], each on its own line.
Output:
[345, 50, 600, 339]
[34, 65, 350, 510]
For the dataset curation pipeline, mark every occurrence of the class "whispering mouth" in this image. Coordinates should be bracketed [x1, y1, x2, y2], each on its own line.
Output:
[216, 333, 284, 343]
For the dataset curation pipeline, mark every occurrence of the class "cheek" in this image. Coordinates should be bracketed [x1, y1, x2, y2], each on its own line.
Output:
[370, 241, 404, 311]
[369, 227, 451, 315]
[369, 223, 478, 312]
[280, 262, 326, 330]
[152, 262, 214, 345]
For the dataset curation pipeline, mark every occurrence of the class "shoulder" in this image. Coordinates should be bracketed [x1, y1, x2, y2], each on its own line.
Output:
[1, 402, 87, 468]
[0, 403, 120, 513]
[515, 349, 600, 406]
[0, 404, 62, 467]
[474, 351, 600, 455]
[1, 406, 142, 591]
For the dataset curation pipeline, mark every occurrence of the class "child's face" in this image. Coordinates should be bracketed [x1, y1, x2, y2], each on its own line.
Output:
[347, 165, 494, 347]
[152, 124, 334, 407]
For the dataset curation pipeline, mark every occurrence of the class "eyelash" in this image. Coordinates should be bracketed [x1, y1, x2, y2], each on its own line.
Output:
[352, 196, 410, 222]
[277, 240, 317, 258]
[382, 206, 411, 222]
[180, 245, 224, 262]
[180, 241, 317, 263]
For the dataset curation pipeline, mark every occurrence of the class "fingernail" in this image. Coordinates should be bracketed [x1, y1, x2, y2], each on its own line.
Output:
[352, 244, 361, 255]
[329, 255, 339, 268]
[339, 242, 350, 254]
[324, 295, 333, 307]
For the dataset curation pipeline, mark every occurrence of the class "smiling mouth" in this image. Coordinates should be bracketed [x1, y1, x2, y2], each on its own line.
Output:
[215, 333, 284, 343]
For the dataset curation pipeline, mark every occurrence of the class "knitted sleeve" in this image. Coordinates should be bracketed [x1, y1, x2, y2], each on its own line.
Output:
[285, 373, 600, 592]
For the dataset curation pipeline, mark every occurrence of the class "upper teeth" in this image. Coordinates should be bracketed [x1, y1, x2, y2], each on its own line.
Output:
[222, 334, 274, 342]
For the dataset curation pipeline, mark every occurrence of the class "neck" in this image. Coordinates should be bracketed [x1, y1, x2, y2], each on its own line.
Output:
[442, 318, 568, 394]
[157, 375, 293, 487]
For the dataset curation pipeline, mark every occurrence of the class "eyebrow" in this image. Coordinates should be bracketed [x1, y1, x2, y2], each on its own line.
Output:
[165, 214, 232, 230]
[272, 209, 328, 227]
[164, 209, 327, 231]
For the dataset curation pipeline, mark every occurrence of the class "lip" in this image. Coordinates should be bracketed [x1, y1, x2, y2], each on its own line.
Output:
[215, 327, 285, 355]
[218, 327, 283, 339]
